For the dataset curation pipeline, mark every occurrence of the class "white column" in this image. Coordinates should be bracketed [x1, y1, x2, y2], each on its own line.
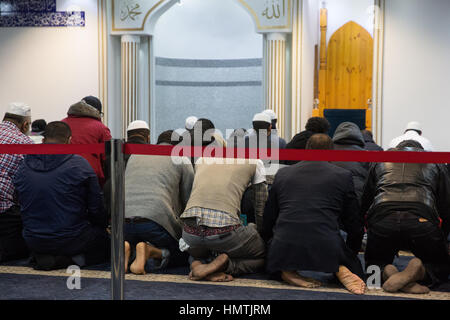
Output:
[291, 0, 302, 137]
[264, 32, 287, 139]
[121, 35, 140, 138]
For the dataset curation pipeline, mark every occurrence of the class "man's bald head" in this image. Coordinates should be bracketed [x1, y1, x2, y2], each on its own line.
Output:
[306, 134, 334, 150]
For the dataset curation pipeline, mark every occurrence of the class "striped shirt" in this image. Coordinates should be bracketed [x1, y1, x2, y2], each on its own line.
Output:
[0, 121, 34, 213]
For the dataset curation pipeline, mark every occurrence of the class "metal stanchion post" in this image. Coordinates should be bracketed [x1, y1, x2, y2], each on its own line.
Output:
[108, 139, 125, 300]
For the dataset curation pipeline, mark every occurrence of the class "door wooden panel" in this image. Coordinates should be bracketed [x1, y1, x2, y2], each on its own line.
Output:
[324, 21, 373, 109]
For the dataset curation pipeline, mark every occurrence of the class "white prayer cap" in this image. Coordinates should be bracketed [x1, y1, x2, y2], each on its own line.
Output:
[263, 109, 277, 120]
[405, 121, 422, 132]
[253, 112, 271, 124]
[8, 102, 31, 117]
[127, 120, 149, 132]
[185, 116, 198, 130]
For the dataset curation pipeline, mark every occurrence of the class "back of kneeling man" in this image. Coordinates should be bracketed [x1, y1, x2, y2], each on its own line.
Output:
[262, 134, 367, 295]
[124, 131, 194, 275]
[362, 140, 450, 294]
[180, 156, 268, 282]
[14, 122, 109, 269]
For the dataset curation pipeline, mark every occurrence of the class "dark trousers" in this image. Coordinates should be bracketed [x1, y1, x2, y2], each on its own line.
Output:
[124, 220, 188, 268]
[26, 225, 110, 267]
[0, 206, 29, 262]
[365, 212, 450, 287]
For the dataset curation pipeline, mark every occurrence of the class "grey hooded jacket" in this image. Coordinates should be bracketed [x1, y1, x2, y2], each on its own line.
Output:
[332, 122, 370, 201]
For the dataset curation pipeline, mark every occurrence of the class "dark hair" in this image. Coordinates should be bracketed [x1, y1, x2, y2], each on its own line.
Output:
[3, 113, 28, 126]
[194, 118, 215, 131]
[127, 128, 150, 139]
[305, 117, 331, 134]
[192, 118, 216, 146]
[32, 119, 47, 133]
[306, 134, 334, 150]
[396, 140, 424, 150]
[157, 130, 180, 145]
[253, 121, 271, 131]
[82, 96, 102, 113]
[43, 121, 72, 142]
[271, 119, 277, 130]
[287, 130, 314, 150]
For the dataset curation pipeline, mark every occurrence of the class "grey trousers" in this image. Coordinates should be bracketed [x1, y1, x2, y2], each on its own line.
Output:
[182, 224, 266, 276]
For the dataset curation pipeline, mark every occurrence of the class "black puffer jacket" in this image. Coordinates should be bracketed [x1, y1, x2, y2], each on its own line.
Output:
[332, 122, 369, 201]
[361, 147, 450, 234]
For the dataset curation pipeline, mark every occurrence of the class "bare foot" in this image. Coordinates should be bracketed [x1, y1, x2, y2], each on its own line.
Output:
[281, 271, 322, 288]
[205, 272, 234, 282]
[382, 258, 426, 293]
[124, 241, 130, 273]
[190, 254, 229, 281]
[336, 266, 366, 295]
[382, 261, 429, 294]
[130, 242, 162, 275]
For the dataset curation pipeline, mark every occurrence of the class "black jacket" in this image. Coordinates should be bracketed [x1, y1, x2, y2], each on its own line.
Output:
[263, 161, 364, 274]
[361, 147, 450, 235]
[332, 122, 370, 201]
[362, 131, 383, 151]
[14, 153, 106, 241]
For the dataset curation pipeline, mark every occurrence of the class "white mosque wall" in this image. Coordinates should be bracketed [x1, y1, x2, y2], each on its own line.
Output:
[381, 0, 450, 151]
[324, 0, 375, 42]
[152, 0, 263, 139]
[299, 0, 319, 133]
[0, 0, 99, 125]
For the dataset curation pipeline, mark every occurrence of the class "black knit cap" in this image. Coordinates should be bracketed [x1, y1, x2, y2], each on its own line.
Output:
[82, 96, 102, 113]
[31, 119, 47, 133]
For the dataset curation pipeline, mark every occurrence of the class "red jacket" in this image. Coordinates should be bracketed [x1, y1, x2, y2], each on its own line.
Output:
[62, 101, 112, 186]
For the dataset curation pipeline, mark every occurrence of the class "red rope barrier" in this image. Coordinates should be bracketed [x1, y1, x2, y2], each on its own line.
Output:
[124, 144, 450, 164]
[1, 143, 449, 164]
[0, 144, 105, 154]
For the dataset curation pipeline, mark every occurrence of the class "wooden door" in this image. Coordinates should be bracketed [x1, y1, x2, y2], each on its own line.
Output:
[321, 21, 373, 110]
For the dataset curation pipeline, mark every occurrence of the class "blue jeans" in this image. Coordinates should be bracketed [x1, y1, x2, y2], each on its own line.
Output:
[124, 220, 188, 268]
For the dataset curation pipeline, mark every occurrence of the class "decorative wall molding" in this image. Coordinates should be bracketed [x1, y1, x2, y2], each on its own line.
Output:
[111, 0, 177, 35]
[236, 0, 292, 33]
[0, 0, 85, 27]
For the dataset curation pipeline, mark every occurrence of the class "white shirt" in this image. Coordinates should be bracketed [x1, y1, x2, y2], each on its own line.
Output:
[388, 131, 434, 151]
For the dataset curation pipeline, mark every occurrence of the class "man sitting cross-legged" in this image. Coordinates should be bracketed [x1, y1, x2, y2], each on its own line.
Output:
[124, 131, 194, 274]
[262, 134, 367, 294]
[180, 156, 268, 282]
[14, 122, 110, 270]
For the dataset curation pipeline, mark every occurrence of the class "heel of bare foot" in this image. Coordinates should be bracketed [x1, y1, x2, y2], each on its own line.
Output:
[382, 258, 426, 293]
[190, 254, 229, 281]
[401, 282, 430, 294]
[281, 271, 322, 288]
[130, 242, 162, 275]
[336, 266, 366, 295]
[124, 241, 131, 273]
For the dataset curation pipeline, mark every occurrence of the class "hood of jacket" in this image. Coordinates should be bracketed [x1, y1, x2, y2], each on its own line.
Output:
[24, 154, 73, 172]
[67, 101, 101, 120]
[362, 130, 375, 143]
[333, 122, 365, 148]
